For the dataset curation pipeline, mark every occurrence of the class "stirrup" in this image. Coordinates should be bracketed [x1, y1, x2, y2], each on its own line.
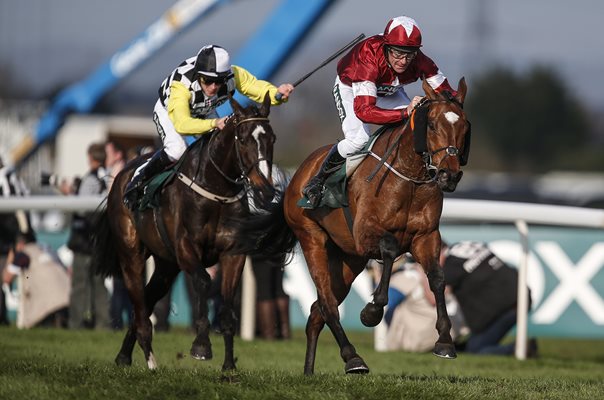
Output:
[123, 188, 139, 211]
[302, 178, 325, 208]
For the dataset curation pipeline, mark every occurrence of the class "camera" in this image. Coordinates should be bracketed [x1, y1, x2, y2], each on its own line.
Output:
[40, 172, 81, 193]
[40, 172, 62, 187]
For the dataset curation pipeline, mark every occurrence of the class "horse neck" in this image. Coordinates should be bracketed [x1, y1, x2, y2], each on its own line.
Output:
[187, 125, 242, 192]
[386, 123, 426, 178]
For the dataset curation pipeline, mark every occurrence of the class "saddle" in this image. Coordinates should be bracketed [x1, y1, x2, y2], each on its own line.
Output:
[133, 135, 212, 211]
[297, 126, 387, 209]
[138, 169, 178, 211]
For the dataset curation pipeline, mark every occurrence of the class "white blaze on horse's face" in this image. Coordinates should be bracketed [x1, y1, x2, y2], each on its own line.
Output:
[444, 111, 460, 125]
[252, 125, 270, 178]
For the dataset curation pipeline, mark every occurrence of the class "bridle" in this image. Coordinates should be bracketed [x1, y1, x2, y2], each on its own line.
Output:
[207, 115, 271, 187]
[410, 98, 465, 179]
[366, 97, 466, 184]
[177, 114, 273, 204]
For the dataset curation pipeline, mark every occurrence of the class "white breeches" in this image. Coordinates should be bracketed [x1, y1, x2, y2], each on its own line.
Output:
[153, 100, 218, 161]
[333, 76, 411, 157]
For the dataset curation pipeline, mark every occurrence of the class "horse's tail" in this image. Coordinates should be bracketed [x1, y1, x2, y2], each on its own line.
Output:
[229, 196, 297, 264]
[91, 200, 121, 278]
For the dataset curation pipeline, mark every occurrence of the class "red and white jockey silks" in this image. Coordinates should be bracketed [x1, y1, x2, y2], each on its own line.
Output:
[383, 15, 423, 48]
[336, 34, 454, 125]
[331, 28, 455, 157]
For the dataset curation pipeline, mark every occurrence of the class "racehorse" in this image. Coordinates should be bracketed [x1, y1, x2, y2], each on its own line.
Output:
[93, 93, 276, 372]
[231, 78, 469, 374]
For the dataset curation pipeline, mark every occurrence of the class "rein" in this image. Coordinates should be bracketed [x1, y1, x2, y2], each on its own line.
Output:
[366, 98, 464, 184]
[179, 115, 270, 203]
[365, 120, 434, 184]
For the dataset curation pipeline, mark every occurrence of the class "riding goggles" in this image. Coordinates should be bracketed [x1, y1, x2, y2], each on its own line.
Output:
[200, 75, 229, 85]
[388, 47, 417, 61]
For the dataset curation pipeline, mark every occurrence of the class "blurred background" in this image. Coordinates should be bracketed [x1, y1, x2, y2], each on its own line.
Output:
[1, 0, 603, 335]
[1, 0, 603, 209]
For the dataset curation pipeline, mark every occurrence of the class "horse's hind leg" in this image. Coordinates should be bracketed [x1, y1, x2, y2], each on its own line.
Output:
[116, 253, 150, 367]
[304, 244, 368, 374]
[303, 301, 325, 375]
[117, 256, 179, 368]
[189, 266, 213, 361]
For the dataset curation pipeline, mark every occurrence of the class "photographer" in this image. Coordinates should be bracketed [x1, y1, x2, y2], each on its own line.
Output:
[440, 241, 538, 357]
[67, 143, 110, 330]
[1, 156, 36, 324]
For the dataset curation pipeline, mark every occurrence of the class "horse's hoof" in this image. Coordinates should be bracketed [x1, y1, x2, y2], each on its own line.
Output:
[433, 342, 457, 359]
[190, 344, 213, 361]
[360, 302, 383, 327]
[219, 370, 240, 383]
[345, 357, 370, 374]
[115, 353, 132, 366]
[221, 363, 237, 372]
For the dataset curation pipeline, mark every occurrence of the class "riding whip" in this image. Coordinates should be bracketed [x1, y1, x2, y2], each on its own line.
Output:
[275, 33, 366, 101]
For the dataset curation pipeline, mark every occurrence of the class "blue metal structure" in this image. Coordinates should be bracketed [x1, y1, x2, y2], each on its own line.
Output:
[33, 0, 229, 157]
[24, 0, 336, 163]
[219, 0, 336, 112]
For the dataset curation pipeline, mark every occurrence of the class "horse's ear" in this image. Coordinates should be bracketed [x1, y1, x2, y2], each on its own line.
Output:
[229, 95, 245, 116]
[259, 91, 271, 117]
[422, 79, 438, 100]
[455, 77, 467, 105]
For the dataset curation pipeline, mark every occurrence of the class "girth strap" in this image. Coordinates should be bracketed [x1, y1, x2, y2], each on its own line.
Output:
[342, 205, 355, 237]
[177, 172, 246, 204]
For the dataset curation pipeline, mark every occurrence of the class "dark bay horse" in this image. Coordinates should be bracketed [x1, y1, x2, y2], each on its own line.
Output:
[93, 94, 276, 372]
[231, 78, 469, 374]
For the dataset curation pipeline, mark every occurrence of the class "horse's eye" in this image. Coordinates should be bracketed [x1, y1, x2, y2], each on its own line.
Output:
[428, 122, 436, 131]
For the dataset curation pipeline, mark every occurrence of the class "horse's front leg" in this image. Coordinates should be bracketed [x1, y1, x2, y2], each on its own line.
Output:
[189, 266, 213, 360]
[217, 254, 246, 372]
[413, 234, 457, 359]
[360, 233, 399, 327]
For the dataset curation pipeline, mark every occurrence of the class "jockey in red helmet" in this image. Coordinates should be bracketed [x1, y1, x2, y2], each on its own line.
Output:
[124, 45, 294, 210]
[303, 16, 456, 208]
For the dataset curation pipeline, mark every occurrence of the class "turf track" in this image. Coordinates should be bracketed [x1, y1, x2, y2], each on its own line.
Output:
[1, 326, 603, 399]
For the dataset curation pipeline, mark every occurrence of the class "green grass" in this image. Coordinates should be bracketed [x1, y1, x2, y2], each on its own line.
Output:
[1, 327, 603, 400]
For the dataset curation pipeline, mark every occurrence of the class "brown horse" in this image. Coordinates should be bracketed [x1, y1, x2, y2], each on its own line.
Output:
[93, 94, 276, 372]
[231, 78, 469, 374]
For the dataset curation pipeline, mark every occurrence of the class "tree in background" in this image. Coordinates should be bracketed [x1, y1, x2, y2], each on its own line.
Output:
[466, 66, 602, 172]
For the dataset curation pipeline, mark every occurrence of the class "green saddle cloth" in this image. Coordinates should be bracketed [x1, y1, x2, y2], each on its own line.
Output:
[138, 169, 177, 211]
[297, 166, 349, 209]
[297, 126, 389, 210]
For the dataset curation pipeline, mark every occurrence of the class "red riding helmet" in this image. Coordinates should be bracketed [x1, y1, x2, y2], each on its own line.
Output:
[383, 16, 422, 50]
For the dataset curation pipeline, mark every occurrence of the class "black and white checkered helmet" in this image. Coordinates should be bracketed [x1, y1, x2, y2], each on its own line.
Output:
[194, 45, 232, 78]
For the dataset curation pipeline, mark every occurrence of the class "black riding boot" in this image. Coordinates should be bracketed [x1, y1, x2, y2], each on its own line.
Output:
[123, 149, 171, 210]
[302, 144, 345, 208]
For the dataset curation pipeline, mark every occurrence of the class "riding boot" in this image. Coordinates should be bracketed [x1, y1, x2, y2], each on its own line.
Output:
[256, 300, 277, 340]
[302, 144, 346, 208]
[276, 296, 291, 340]
[123, 149, 171, 210]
